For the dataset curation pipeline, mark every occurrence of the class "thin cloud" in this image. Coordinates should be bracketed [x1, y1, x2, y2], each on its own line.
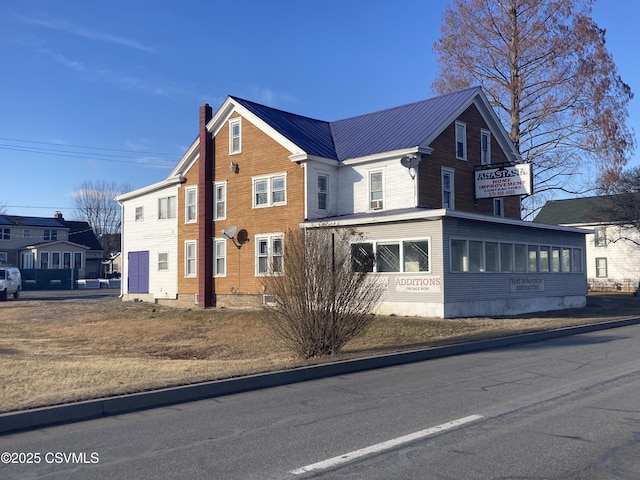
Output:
[16, 14, 155, 54]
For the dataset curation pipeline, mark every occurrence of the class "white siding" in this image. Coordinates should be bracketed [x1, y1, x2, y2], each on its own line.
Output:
[586, 226, 640, 287]
[337, 159, 417, 216]
[120, 184, 178, 299]
[305, 160, 339, 219]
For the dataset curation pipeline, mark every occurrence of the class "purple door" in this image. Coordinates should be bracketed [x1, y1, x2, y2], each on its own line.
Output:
[128, 251, 149, 293]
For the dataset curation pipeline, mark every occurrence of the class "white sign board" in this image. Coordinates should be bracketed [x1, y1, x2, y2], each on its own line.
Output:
[394, 276, 442, 293]
[475, 163, 532, 199]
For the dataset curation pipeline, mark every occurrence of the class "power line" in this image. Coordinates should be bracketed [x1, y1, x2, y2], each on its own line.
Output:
[0, 137, 179, 157]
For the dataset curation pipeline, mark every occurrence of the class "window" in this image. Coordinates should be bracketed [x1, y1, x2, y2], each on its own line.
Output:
[135, 207, 144, 222]
[514, 244, 527, 272]
[256, 234, 284, 275]
[596, 257, 608, 277]
[185, 241, 197, 277]
[51, 252, 60, 269]
[44, 229, 57, 242]
[158, 252, 169, 271]
[229, 118, 241, 154]
[214, 239, 226, 276]
[352, 240, 431, 273]
[485, 242, 499, 272]
[369, 171, 383, 210]
[0, 228, 9, 240]
[528, 245, 539, 272]
[0, 252, 7, 264]
[468, 241, 483, 272]
[23, 229, 31, 238]
[351, 243, 374, 272]
[500, 243, 514, 272]
[185, 187, 197, 223]
[539, 246, 550, 272]
[562, 248, 572, 272]
[74, 252, 83, 270]
[317, 174, 328, 211]
[403, 240, 430, 272]
[40, 251, 49, 269]
[493, 198, 504, 217]
[214, 182, 226, 220]
[594, 227, 607, 247]
[63, 252, 71, 269]
[159, 196, 177, 219]
[481, 129, 491, 165]
[551, 247, 561, 272]
[253, 174, 287, 207]
[572, 248, 583, 273]
[450, 239, 466, 272]
[377, 243, 400, 272]
[442, 167, 455, 209]
[455, 121, 467, 160]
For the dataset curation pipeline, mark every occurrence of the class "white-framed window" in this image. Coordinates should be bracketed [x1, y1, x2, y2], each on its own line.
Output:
[481, 129, 491, 165]
[185, 240, 197, 277]
[40, 251, 50, 269]
[351, 239, 431, 273]
[158, 252, 169, 271]
[455, 121, 467, 160]
[596, 257, 608, 277]
[317, 173, 328, 211]
[493, 198, 504, 217]
[73, 252, 83, 270]
[0, 252, 7, 264]
[214, 182, 227, 220]
[63, 252, 71, 269]
[253, 174, 287, 208]
[23, 229, 31, 238]
[229, 118, 241, 154]
[369, 170, 384, 210]
[214, 239, 226, 277]
[0, 228, 9, 240]
[441, 167, 455, 210]
[594, 227, 607, 247]
[256, 233, 284, 275]
[44, 229, 57, 241]
[185, 186, 197, 223]
[135, 206, 144, 222]
[451, 238, 583, 274]
[51, 251, 61, 269]
[159, 196, 177, 219]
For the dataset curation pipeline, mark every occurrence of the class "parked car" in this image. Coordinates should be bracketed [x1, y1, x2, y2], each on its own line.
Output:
[0, 266, 21, 301]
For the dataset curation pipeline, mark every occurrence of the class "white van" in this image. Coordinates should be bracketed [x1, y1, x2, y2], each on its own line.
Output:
[0, 266, 21, 301]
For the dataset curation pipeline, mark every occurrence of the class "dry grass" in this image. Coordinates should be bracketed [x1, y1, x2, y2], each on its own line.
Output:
[1, 293, 639, 413]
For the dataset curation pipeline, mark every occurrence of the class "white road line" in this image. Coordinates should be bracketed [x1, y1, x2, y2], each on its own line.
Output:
[290, 414, 484, 475]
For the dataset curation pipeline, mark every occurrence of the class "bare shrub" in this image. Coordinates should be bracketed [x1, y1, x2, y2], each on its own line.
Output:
[262, 227, 385, 359]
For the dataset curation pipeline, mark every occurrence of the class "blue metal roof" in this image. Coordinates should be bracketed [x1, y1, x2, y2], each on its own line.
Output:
[231, 86, 482, 161]
[1, 215, 65, 228]
[230, 97, 338, 160]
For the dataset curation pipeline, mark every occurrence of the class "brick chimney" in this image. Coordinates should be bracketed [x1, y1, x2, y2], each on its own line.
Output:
[198, 103, 214, 307]
[54, 211, 64, 220]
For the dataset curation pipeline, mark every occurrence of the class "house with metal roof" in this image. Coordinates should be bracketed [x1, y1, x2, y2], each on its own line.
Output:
[0, 212, 104, 287]
[535, 194, 640, 292]
[117, 87, 589, 317]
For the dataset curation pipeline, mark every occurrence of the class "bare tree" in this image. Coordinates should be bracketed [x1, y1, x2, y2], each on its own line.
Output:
[262, 228, 385, 359]
[72, 179, 132, 236]
[433, 0, 635, 217]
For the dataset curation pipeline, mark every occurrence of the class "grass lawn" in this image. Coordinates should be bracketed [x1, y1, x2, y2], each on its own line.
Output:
[1, 293, 639, 413]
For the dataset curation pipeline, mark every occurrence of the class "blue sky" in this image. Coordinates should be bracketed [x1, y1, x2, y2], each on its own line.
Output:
[1, 0, 638, 218]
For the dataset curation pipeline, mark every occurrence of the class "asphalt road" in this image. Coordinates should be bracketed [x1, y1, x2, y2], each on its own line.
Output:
[1, 324, 639, 480]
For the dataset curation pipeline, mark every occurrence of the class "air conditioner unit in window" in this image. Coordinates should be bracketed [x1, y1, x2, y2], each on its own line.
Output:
[370, 200, 383, 210]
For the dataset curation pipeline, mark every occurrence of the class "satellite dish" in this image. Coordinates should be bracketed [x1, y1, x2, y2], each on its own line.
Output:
[222, 226, 238, 240]
[400, 155, 420, 169]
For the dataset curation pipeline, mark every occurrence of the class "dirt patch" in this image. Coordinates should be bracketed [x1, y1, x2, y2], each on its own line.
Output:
[1, 293, 639, 413]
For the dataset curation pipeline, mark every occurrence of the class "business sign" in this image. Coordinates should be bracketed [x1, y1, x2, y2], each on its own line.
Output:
[475, 163, 532, 199]
[394, 276, 442, 293]
[509, 277, 544, 292]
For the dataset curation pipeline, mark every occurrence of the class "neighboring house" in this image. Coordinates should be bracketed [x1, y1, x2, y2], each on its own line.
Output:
[117, 86, 589, 317]
[535, 194, 640, 292]
[0, 212, 104, 279]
